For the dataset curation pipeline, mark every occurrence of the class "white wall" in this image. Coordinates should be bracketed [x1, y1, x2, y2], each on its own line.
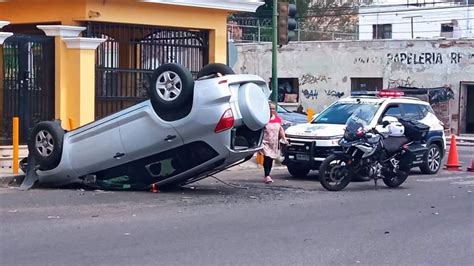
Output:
[234, 39, 474, 133]
[359, 3, 474, 39]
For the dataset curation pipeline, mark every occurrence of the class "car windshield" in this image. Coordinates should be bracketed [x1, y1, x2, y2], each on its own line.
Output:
[312, 102, 381, 125]
[277, 105, 289, 113]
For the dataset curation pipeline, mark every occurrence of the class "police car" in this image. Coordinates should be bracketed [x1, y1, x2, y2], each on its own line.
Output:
[283, 90, 446, 177]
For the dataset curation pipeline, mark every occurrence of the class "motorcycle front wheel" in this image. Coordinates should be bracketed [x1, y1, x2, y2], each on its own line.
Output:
[319, 154, 352, 191]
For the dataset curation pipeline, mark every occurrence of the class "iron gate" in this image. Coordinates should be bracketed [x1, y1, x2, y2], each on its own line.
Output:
[85, 22, 209, 119]
[1, 35, 55, 145]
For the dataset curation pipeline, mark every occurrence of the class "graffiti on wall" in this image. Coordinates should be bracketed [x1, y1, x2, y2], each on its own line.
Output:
[324, 90, 345, 98]
[388, 77, 415, 88]
[302, 89, 319, 100]
[299, 74, 331, 86]
[353, 56, 384, 64]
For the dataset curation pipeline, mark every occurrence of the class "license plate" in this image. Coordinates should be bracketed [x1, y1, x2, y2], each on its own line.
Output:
[296, 154, 310, 161]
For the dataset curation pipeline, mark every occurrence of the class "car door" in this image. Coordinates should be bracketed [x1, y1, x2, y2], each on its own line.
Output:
[67, 119, 126, 176]
[117, 104, 183, 162]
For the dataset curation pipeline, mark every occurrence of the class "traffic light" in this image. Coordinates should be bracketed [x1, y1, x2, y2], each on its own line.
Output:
[287, 3, 297, 42]
[278, 2, 297, 45]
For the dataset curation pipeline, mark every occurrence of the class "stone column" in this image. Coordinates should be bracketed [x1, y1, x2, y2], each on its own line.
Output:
[61, 37, 106, 127]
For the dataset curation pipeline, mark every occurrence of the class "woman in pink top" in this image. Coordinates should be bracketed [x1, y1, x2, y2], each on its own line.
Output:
[260, 102, 287, 184]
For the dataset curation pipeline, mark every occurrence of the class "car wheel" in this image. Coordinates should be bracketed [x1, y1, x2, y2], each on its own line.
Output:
[148, 63, 194, 110]
[197, 63, 235, 79]
[28, 121, 64, 170]
[287, 164, 310, 177]
[420, 143, 442, 174]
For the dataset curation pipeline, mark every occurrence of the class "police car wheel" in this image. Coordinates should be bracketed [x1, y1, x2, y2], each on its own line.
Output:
[420, 144, 442, 174]
[287, 165, 310, 177]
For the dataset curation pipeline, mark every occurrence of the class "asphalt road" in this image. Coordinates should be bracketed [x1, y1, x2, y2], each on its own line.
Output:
[0, 147, 472, 266]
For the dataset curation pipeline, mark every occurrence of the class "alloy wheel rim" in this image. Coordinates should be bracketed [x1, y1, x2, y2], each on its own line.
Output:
[155, 71, 182, 102]
[327, 161, 347, 184]
[428, 147, 441, 172]
[35, 130, 54, 157]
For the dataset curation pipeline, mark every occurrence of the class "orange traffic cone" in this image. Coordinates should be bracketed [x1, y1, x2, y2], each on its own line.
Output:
[444, 134, 461, 171]
[467, 156, 474, 172]
[150, 183, 158, 193]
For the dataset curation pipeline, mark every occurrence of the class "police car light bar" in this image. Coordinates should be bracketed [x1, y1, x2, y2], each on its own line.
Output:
[378, 90, 405, 97]
[350, 91, 378, 96]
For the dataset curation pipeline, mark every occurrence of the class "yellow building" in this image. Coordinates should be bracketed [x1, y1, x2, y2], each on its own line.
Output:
[0, 0, 263, 148]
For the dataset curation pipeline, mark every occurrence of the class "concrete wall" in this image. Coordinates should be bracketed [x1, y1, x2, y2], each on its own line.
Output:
[234, 39, 474, 133]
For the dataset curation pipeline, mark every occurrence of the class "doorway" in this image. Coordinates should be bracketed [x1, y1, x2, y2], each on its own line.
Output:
[460, 83, 474, 134]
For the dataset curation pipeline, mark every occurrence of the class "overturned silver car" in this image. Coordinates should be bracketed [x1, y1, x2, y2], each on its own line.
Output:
[23, 63, 270, 190]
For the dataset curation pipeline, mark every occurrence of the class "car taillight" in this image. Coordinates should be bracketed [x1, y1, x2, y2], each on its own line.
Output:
[215, 108, 234, 133]
[378, 90, 404, 97]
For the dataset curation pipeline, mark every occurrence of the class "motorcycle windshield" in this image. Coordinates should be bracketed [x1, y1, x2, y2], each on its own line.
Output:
[344, 105, 377, 141]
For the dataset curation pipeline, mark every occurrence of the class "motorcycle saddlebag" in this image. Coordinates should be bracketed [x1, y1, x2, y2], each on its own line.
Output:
[399, 119, 430, 141]
[400, 143, 428, 166]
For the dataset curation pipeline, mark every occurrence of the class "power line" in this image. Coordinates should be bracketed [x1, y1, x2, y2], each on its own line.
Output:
[260, 2, 474, 14]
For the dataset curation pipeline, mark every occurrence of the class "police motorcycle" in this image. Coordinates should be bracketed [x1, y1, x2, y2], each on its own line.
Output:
[319, 106, 429, 191]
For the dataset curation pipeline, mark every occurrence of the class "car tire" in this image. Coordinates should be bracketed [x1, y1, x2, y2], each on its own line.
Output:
[420, 143, 442, 174]
[287, 165, 310, 177]
[148, 63, 194, 110]
[28, 121, 64, 170]
[197, 63, 235, 79]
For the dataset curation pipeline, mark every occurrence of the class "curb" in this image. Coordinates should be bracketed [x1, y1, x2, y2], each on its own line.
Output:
[0, 174, 25, 188]
[446, 142, 474, 147]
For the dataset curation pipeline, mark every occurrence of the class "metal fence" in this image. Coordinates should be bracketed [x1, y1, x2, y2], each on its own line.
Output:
[228, 23, 358, 43]
[1, 35, 55, 144]
[84, 22, 209, 119]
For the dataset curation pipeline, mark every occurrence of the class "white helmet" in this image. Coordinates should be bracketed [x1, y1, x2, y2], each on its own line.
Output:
[388, 122, 405, 137]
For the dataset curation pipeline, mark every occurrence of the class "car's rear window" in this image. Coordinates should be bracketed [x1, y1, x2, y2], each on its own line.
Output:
[312, 102, 381, 125]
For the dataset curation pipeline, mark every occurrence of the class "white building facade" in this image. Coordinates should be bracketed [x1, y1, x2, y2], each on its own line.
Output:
[359, 0, 474, 40]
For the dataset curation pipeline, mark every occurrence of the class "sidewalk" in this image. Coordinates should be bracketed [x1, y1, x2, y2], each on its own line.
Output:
[0, 167, 24, 187]
[446, 135, 474, 146]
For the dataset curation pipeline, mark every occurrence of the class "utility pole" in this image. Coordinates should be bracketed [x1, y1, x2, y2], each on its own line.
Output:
[272, 0, 278, 105]
[402, 15, 422, 38]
